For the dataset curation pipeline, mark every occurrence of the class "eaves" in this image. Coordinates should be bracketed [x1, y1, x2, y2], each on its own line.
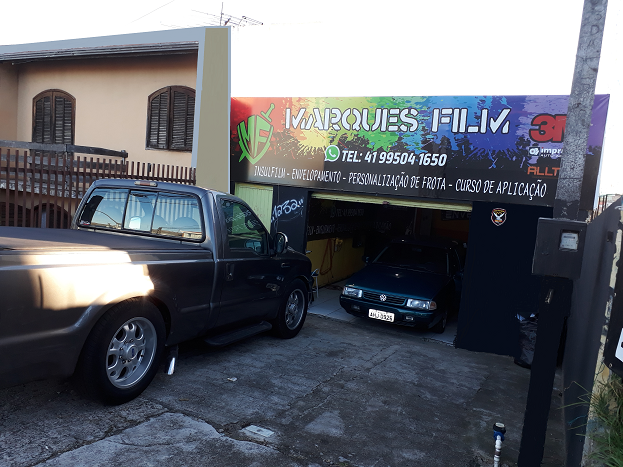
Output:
[0, 41, 199, 64]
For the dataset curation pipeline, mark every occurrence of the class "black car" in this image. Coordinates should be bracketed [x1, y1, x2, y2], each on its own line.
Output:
[340, 238, 464, 333]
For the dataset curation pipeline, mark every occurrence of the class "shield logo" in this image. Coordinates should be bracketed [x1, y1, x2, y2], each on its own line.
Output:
[491, 208, 507, 227]
[238, 104, 275, 165]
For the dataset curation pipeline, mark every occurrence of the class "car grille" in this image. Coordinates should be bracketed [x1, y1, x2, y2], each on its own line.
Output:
[362, 291, 405, 305]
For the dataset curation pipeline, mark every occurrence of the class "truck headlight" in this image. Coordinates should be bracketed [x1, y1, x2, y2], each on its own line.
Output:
[406, 299, 436, 310]
[342, 286, 362, 298]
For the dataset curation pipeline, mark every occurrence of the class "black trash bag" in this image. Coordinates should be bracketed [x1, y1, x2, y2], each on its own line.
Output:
[515, 314, 538, 369]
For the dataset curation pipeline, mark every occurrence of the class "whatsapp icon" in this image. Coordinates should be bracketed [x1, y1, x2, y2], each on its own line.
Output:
[325, 145, 340, 162]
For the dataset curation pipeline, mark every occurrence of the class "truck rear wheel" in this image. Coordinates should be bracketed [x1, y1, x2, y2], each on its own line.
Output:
[76, 298, 165, 404]
[271, 279, 308, 339]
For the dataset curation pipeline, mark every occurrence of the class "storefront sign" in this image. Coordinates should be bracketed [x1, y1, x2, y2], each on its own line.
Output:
[231, 96, 609, 207]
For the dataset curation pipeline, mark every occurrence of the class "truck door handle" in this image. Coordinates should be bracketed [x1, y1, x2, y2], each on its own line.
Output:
[226, 263, 235, 281]
[281, 262, 291, 268]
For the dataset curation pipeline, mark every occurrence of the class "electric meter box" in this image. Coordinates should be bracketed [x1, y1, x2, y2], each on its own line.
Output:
[532, 218, 587, 280]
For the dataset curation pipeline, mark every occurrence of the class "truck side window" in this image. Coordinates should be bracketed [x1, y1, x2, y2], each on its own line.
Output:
[78, 188, 128, 229]
[221, 200, 267, 254]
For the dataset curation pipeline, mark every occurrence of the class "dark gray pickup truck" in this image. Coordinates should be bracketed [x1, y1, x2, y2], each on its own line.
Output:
[0, 179, 311, 404]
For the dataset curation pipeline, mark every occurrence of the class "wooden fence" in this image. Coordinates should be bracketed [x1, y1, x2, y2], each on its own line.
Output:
[1, 148, 196, 229]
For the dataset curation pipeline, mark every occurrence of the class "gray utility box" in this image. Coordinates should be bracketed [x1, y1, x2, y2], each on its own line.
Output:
[532, 218, 587, 280]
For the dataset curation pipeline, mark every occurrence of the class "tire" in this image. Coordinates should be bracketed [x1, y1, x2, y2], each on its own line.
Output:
[75, 298, 165, 405]
[271, 279, 308, 339]
[431, 312, 447, 334]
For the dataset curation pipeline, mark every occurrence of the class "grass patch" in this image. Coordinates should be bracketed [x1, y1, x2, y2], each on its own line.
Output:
[587, 375, 623, 466]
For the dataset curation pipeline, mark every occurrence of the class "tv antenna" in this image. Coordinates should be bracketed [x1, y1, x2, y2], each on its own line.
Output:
[193, 3, 262, 28]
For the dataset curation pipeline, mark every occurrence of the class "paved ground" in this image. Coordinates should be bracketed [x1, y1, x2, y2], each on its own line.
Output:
[0, 288, 565, 467]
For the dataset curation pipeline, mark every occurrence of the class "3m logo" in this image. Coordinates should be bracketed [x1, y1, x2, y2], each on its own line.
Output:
[529, 114, 566, 143]
[238, 104, 275, 165]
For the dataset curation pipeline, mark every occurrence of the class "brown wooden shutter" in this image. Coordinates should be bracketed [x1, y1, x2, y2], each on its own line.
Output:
[54, 95, 73, 144]
[148, 90, 170, 149]
[32, 90, 75, 144]
[170, 88, 195, 151]
[147, 86, 195, 151]
[33, 94, 53, 143]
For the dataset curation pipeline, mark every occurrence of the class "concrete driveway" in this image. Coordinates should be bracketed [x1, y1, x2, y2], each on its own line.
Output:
[0, 303, 564, 467]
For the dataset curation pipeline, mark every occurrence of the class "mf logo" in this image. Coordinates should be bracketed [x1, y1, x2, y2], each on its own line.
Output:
[238, 103, 275, 164]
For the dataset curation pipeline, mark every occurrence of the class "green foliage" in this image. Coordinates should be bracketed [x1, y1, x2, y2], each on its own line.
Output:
[588, 375, 623, 467]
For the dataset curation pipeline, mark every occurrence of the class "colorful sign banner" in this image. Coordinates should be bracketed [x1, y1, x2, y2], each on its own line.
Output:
[230, 96, 609, 207]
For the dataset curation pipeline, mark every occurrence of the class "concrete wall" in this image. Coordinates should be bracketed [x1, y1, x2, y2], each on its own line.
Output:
[13, 54, 198, 167]
[0, 64, 18, 140]
[193, 27, 230, 193]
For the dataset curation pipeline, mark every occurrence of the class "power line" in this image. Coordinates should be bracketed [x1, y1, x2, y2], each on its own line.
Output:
[132, 0, 176, 23]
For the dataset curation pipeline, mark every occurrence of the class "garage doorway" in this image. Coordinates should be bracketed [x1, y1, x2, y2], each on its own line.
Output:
[305, 192, 472, 340]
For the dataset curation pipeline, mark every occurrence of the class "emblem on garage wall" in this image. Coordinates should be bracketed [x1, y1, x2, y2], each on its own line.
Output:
[491, 208, 507, 227]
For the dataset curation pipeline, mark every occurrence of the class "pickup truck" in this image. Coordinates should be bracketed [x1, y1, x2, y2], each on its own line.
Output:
[0, 179, 312, 404]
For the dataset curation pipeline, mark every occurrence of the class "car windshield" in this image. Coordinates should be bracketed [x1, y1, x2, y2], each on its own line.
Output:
[373, 243, 448, 274]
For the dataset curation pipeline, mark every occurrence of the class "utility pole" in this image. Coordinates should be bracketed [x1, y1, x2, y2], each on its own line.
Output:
[518, 0, 608, 465]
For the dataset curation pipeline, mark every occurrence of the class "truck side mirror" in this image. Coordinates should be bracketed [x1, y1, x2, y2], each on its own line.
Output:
[275, 232, 288, 255]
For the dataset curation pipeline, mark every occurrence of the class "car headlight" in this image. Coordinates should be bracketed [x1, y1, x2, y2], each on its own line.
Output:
[342, 286, 363, 298]
[406, 299, 437, 310]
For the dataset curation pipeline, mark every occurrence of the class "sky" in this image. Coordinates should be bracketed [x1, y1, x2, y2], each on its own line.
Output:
[1, 0, 620, 195]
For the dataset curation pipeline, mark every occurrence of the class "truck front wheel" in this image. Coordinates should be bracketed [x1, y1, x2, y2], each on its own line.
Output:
[76, 298, 165, 404]
[271, 279, 308, 339]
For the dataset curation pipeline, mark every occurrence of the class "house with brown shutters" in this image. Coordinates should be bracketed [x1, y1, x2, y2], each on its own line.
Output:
[0, 27, 230, 193]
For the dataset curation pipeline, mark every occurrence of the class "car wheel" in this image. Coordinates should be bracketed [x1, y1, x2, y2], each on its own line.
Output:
[271, 279, 308, 339]
[431, 312, 447, 334]
[75, 298, 165, 405]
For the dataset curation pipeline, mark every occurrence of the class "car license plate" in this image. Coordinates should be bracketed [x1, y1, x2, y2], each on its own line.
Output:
[368, 309, 394, 322]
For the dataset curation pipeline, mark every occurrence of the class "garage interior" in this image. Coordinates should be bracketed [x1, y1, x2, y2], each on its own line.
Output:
[236, 182, 552, 357]
[304, 193, 472, 342]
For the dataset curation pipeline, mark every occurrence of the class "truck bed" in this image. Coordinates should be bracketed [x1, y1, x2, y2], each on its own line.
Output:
[0, 227, 205, 251]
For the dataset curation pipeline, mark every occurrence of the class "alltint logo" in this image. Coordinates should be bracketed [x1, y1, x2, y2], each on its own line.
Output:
[238, 104, 275, 164]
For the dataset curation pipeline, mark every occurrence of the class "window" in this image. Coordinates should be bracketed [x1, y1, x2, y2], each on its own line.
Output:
[220, 199, 268, 254]
[147, 86, 195, 151]
[32, 90, 75, 144]
[151, 193, 202, 239]
[79, 188, 127, 229]
[78, 188, 203, 240]
[374, 244, 449, 274]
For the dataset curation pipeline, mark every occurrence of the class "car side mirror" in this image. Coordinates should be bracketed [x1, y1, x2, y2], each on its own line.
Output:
[275, 232, 288, 255]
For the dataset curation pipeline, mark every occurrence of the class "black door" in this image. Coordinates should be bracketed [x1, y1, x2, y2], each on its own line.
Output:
[215, 198, 283, 328]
